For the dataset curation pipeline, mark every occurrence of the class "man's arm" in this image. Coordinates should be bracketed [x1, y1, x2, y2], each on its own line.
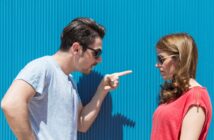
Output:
[1, 80, 36, 140]
[78, 70, 132, 132]
[180, 106, 205, 140]
[78, 86, 108, 132]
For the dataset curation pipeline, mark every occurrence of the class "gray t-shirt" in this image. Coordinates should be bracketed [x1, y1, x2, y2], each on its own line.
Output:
[15, 56, 81, 140]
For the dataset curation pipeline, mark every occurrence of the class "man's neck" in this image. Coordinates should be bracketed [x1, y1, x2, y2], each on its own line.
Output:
[53, 51, 75, 75]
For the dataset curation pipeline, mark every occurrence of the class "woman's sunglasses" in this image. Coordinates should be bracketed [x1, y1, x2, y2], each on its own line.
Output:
[157, 55, 178, 65]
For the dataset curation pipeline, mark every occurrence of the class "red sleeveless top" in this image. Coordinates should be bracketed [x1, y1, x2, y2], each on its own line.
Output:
[151, 86, 212, 140]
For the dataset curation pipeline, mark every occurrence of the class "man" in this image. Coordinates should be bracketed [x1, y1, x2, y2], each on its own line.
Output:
[1, 17, 132, 140]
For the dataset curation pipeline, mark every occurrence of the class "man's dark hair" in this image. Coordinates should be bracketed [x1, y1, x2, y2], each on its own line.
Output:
[60, 17, 105, 51]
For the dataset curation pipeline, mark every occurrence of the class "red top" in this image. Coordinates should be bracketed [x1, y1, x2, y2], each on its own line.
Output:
[151, 86, 212, 140]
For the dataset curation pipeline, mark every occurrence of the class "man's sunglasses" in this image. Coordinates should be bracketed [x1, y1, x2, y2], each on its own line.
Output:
[87, 47, 102, 59]
[157, 55, 178, 65]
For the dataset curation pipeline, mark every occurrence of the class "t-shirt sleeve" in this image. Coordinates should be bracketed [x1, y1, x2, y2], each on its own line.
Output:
[15, 60, 48, 95]
[182, 88, 208, 119]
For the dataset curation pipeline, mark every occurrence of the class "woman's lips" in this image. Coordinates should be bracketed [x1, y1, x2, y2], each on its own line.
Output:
[160, 71, 165, 75]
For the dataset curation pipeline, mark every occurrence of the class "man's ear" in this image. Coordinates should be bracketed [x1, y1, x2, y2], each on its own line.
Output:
[69, 42, 82, 55]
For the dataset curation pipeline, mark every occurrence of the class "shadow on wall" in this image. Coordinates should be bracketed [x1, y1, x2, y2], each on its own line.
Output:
[77, 71, 135, 140]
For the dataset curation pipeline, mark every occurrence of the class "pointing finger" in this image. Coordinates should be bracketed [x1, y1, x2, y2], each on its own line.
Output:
[116, 70, 132, 77]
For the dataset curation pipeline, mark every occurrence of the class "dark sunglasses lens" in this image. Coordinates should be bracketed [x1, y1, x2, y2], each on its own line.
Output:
[157, 56, 163, 64]
[94, 49, 102, 58]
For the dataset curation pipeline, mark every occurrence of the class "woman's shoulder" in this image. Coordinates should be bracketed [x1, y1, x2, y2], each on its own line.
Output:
[183, 86, 212, 110]
[188, 78, 202, 88]
[185, 86, 208, 98]
[186, 79, 208, 96]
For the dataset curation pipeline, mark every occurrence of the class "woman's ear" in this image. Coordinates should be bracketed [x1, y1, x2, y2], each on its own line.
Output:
[173, 57, 180, 68]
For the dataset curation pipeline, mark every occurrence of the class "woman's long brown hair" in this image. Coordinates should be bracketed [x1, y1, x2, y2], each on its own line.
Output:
[156, 33, 198, 104]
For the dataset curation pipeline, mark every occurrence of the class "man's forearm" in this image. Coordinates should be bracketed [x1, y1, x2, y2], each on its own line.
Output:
[78, 88, 107, 132]
[78, 71, 130, 132]
[1, 101, 35, 140]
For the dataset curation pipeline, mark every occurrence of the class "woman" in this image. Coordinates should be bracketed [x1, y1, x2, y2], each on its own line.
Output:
[151, 33, 212, 140]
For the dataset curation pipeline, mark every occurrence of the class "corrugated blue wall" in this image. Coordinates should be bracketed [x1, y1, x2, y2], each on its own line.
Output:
[0, 0, 213, 139]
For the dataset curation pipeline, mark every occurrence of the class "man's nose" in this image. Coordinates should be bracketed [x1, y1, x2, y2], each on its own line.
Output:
[96, 57, 102, 63]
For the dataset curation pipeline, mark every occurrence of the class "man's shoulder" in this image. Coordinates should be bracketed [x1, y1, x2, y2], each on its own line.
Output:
[24, 56, 53, 69]
[29, 56, 51, 64]
[18, 56, 53, 75]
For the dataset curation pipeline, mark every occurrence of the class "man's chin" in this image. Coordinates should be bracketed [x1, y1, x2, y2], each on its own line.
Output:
[82, 69, 92, 75]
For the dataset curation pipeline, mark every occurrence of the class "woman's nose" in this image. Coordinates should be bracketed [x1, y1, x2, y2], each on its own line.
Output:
[155, 63, 161, 68]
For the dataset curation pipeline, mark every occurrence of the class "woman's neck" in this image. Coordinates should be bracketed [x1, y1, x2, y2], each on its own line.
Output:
[189, 78, 202, 88]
